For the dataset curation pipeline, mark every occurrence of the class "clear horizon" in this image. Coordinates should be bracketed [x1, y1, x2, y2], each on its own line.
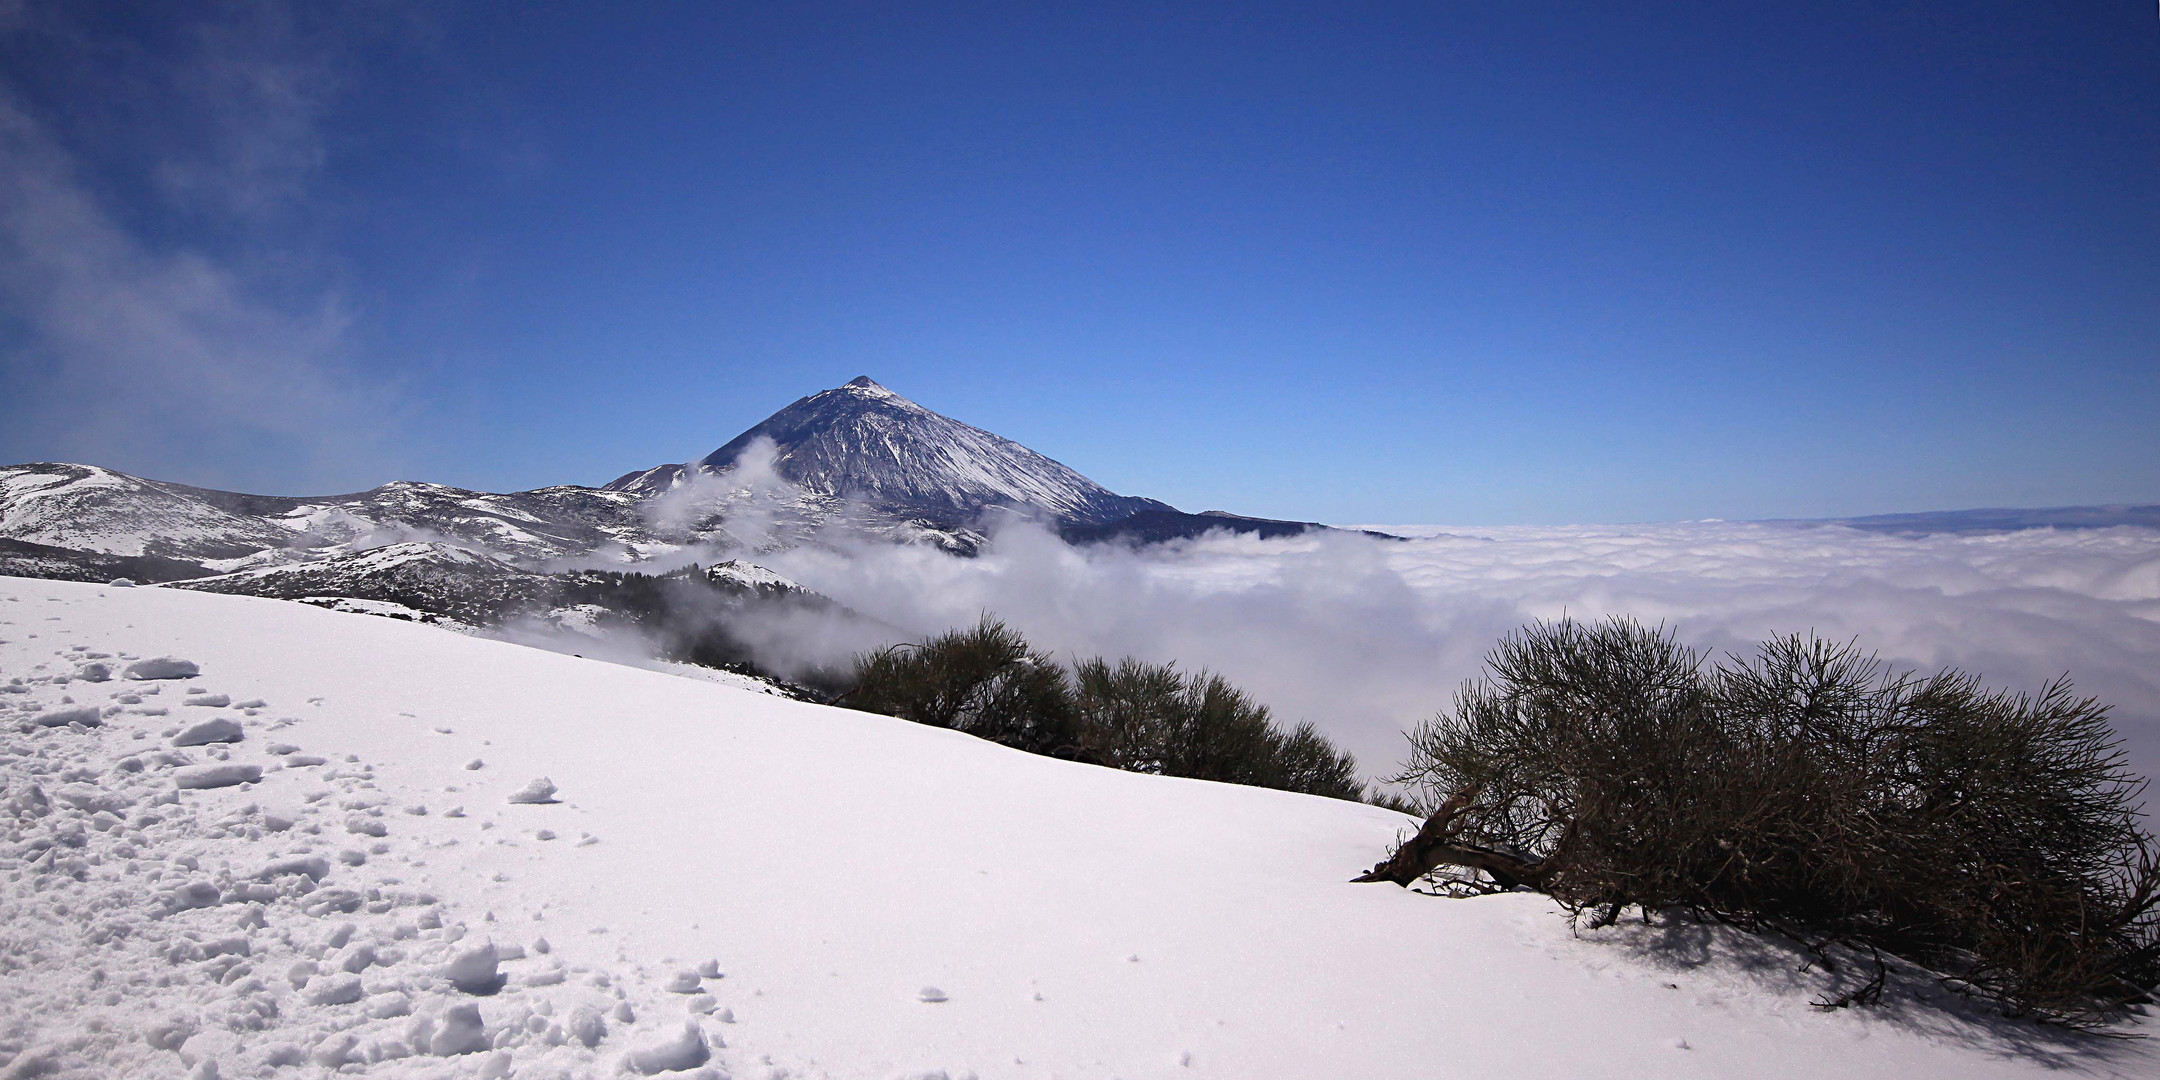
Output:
[2, 2, 2156, 525]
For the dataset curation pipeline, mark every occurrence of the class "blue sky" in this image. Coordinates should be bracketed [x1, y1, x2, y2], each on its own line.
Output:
[1, 1, 2154, 523]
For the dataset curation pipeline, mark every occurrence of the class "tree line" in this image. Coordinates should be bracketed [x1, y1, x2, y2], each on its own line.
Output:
[836, 616, 1366, 802]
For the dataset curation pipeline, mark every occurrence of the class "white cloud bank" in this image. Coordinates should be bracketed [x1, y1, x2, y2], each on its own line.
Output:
[759, 520, 2160, 790]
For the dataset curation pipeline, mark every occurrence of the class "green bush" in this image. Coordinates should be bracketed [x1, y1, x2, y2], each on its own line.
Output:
[843, 619, 1363, 801]
[1382, 616, 2160, 1025]
[847, 616, 1082, 758]
[1073, 658, 1364, 800]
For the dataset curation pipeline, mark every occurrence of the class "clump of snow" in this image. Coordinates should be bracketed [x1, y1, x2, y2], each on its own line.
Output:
[169, 880, 223, 910]
[345, 814, 389, 837]
[366, 992, 413, 1019]
[184, 693, 232, 708]
[173, 762, 262, 789]
[917, 986, 948, 1003]
[424, 1002, 491, 1055]
[307, 973, 365, 1005]
[506, 776, 559, 804]
[257, 854, 332, 880]
[29, 705, 102, 728]
[76, 661, 111, 681]
[123, 655, 200, 680]
[564, 1005, 608, 1048]
[442, 941, 504, 994]
[626, 1021, 711, 1074]
[172, 716, 245, 746]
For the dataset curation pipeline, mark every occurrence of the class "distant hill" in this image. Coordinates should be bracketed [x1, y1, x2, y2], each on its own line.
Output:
[1827, 505, 2160, 537]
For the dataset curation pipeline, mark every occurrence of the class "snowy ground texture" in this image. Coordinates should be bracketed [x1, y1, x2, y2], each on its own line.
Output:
[2, 581, 2156, 1079]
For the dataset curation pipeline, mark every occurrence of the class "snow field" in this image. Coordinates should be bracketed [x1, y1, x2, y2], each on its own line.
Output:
[0, 579, 2154, 1079]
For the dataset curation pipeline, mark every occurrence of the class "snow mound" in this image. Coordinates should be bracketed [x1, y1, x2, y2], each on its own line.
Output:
[626, 1021, 711, 1074]
[123, 655, 200, 680]
[173, 762, 262, 789]
[424, 1002, 491, 1055]
[442, 942, 505, 994]
[29, 705, 101, 728]
[506, 776, 559, 804]
[172, 716, 244, 746]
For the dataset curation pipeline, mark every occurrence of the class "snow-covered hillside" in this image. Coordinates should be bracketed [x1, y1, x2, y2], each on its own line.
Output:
[0, 464, 659, 569]
[3, 580, 2150, 1078]
[0, 464, 298, 561]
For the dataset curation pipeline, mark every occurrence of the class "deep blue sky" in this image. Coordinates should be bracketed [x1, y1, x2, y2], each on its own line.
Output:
[1, 1, 2155, 523]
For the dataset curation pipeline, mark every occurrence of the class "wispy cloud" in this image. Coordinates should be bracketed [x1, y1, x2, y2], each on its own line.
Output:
[0, 2, 406, 494]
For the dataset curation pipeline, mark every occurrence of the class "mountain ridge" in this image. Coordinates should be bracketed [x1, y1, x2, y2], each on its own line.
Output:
[1, 377, 1341, 573]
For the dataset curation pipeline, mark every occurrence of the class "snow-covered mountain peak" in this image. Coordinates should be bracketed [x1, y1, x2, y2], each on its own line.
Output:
[840, 374, 900, 398]
[609, 378, 1169, 527]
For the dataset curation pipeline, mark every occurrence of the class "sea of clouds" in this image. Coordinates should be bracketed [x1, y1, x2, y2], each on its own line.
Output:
[749, 519, 2160, 792]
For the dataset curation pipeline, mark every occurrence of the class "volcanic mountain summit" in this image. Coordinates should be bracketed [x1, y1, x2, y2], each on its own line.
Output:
[606, 377, 1321, 543]
[605, 377, 1167, 526]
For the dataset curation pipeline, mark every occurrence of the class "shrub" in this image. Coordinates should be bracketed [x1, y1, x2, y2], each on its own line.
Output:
[1375, 617, 2160, 1025]
[843, 620, 1365, 801]
[1072, 658, 1365, 800]
[847, 616, 1083, 758]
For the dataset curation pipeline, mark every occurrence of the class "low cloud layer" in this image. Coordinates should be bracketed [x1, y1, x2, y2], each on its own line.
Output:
[755, 520, 2160, 791]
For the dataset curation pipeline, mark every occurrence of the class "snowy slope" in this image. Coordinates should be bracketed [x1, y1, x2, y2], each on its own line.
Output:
[2, 580, 2149, 1079]
[0, 464, 661, 570]
[260, 482, 657, 567]
[170, 542, 556, 627]
[608, 378, 1170, 527]
[0, 464, 298, 560]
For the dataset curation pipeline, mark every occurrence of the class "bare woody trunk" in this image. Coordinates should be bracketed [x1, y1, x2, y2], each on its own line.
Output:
[1352, 787, 1551, 890]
